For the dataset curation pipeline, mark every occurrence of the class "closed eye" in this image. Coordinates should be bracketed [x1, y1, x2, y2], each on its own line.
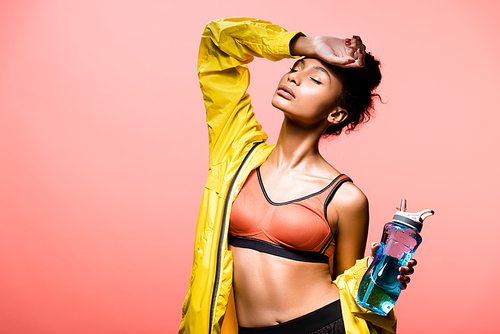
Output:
[310, 77, 322, 84]
[312, 65, 331, 83]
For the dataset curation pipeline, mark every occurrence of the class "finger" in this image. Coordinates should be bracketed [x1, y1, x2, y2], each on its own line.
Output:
[347, 47, 356, 58]
[408, 259, 418, 267]
[356, 48, 365, 67]
[352, 35, 366, 51]
[365, 242, 380, 266]
[369, 242, 380, 259]
[329, 55, 365, 68]
[329, 57, 356, 67]
[344, 38, 356, 58]
[325, 56, 361, 68]
[398, 275, 410, 291]
[399, 266, 415, 275]
[399, 276, 408, 290]
[398, 275, 410, 284]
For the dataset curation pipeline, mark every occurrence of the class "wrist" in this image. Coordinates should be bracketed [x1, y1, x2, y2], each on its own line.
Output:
[290, 35, 315, 57]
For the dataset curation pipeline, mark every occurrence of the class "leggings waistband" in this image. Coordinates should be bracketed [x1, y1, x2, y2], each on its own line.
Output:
[238, 299, 342, 334]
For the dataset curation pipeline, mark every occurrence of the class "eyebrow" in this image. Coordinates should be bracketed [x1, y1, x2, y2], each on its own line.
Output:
[313, 66, 331, 81]
[294, 59, 331, 82]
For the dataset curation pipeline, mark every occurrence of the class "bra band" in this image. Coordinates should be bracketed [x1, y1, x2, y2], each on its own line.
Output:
[228, 234, 329, 263]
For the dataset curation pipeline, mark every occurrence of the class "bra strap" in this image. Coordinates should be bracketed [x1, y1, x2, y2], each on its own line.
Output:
[323, 174, 353, 225]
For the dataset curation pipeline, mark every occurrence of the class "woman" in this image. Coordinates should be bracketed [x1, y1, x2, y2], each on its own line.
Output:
[179, 18, 416, 334]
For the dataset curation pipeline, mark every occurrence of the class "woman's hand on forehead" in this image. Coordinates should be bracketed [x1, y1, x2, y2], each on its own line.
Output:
[314, 35, 366, 68]
[291, 34, 367, 68]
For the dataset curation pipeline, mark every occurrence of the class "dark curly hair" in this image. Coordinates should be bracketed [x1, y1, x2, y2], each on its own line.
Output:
[323, 52, 382, 137]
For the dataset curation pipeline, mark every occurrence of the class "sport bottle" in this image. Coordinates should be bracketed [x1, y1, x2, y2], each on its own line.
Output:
[356, 199, 434, 315]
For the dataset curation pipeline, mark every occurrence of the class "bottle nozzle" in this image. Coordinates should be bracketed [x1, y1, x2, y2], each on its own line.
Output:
[418, 209, 435, 223]
[397, 199, 407, 212]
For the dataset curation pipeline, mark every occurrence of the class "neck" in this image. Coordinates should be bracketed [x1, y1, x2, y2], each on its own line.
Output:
[267, 116, 328, 171]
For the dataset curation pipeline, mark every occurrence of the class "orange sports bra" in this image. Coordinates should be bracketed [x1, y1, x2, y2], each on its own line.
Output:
[229, 167, 352, 263]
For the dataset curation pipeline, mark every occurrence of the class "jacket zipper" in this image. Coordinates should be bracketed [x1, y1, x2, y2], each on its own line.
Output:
[208, 141, 263, 333]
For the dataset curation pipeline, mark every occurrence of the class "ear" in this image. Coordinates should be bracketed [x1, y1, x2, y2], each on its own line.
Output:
[327, 107, 348, 125]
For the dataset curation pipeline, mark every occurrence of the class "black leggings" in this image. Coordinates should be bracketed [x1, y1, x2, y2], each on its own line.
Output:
[238, 300, 345, 334]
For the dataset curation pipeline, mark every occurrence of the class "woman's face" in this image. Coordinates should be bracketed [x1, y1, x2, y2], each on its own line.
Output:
[271, 58, 344, 127]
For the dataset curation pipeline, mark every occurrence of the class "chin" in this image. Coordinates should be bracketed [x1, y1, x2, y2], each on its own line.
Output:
[271, 95, 286, 112]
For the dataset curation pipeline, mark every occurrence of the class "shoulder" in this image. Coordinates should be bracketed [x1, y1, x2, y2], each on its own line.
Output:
[333, 181, 368, 214]
[326, 179, 369, 229]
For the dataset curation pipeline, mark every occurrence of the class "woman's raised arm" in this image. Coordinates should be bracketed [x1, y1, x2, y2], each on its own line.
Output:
[198, 18, 302, 165]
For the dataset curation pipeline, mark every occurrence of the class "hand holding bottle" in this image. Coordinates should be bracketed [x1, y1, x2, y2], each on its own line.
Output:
[369, 242, 417, 290]
[358, 199, 434, 315]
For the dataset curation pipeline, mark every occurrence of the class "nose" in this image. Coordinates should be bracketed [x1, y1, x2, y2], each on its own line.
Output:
[287, 71, 300, 85]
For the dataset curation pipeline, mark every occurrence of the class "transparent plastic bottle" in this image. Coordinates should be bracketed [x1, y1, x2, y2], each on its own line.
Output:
[357, 199, 434, 316]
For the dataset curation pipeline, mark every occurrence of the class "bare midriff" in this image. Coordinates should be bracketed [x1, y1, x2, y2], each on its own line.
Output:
[229, 245, 340, 328]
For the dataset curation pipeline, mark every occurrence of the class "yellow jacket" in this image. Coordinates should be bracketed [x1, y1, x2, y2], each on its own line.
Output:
[179, 18, 397, 334]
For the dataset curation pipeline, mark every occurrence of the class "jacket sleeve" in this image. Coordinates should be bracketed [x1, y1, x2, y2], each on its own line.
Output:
[197, 18, 302, 166]
[333, 258, 397, 334]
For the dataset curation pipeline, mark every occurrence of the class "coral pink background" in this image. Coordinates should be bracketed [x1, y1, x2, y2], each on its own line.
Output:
[1, 1, 499, 333]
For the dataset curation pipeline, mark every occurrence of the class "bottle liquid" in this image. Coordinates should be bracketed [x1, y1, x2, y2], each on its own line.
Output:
[356, 199, 434, 316]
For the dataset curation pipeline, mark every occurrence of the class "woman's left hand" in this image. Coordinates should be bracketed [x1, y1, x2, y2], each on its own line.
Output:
[398, 259, 417, 290]
[290, 34, 366, 68]
[368, 242, 417, 291]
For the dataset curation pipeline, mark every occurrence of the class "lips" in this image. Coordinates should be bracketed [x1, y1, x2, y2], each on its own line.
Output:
[277, 84, 295, 99]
